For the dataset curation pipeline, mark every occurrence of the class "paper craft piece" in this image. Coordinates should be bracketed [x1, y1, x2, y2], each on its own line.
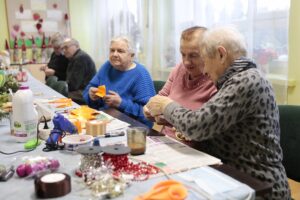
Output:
[69, 106, 99, 120]
[96, 85, 106, 97]
[31, 0, 47, 10]
[21, 21, 37, 32]
[47, 10, 63, 20]
[43, 21, 58, 32]
[49, 98, 72, 108]
[16, 10, 32, 19]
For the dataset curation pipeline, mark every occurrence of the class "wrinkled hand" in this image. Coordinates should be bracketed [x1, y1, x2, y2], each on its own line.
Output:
[40, 65, 47, 71]
[154, 115, 171, 126]
[89, 87, 100, 101]
[103, 90, 121, 108]
[145, 95, 173, 116]
[143, 106, 155, 121]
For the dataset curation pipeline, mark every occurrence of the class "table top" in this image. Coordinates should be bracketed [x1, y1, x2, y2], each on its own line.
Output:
[104, 108, 272, 198]
[0, 73, 272, 199]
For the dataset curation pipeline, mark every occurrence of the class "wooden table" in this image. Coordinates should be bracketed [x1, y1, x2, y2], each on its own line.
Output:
[104, 108, 273, 198]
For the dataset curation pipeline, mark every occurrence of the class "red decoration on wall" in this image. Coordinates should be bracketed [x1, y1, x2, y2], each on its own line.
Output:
[64, 13, 69, 21]
[36, 23, 42, 30]
[39, 19, 43, 23]
[53, 3, 58, 9]
[20, 31, 26, 37]
[19, 4, 24, 13]
[5, 39, 10, 50]
[33, 13, 40, 21]
[13, 25, 20, 32]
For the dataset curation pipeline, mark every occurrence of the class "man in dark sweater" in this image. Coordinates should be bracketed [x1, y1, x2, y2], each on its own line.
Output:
[40, 32, 69, 81]
[62, 38, 96, 104]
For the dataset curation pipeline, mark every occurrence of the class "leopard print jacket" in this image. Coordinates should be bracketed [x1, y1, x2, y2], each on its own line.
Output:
[164, 57, 291, 199]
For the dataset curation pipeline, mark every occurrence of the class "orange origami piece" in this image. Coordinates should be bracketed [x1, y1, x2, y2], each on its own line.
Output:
[135, 180, 188, 200]
[96, 85, 106, 97]
[49, 98, 72, 108]
[69, 106, 98, 120]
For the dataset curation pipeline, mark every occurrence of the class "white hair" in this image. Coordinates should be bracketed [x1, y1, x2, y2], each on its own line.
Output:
[110, 36, 135, 54]
[201, 26, 247, 58]
[50, 32, 65, 47]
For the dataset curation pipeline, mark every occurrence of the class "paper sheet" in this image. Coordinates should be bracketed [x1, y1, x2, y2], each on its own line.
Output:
[134, 136, 222, 174]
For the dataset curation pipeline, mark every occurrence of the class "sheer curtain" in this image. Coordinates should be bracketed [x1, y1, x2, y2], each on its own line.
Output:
[90, 0, 290, 104]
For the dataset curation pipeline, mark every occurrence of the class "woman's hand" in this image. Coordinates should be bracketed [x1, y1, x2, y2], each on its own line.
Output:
[103, 90, 121, 108]
[89, 87, 100, 101]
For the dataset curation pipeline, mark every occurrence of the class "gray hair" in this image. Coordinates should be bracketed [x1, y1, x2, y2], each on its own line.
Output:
[62, 38, 80, 48]
[50, 32, 65, 47]
[201, 26, 247, 58]
[110, 36, 135, 54]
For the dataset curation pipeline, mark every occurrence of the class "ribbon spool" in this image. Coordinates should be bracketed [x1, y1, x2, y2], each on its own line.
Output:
[76, 146, 102, 172]
[35, 173, 71, 198]
[86, 120, 106, 136]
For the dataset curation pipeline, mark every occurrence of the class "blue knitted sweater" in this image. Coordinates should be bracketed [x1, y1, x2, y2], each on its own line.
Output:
[83, 61, 155, 127]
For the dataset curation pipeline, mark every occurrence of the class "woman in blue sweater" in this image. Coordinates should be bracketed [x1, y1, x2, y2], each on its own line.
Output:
[83, 36, 155, 127]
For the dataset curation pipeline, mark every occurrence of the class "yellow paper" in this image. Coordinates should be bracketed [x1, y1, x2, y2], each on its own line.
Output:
[96, 85, 106, 97]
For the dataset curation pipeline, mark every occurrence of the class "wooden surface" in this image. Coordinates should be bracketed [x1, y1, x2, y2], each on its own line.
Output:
[23, 63, 45, 83]
[103, 108, 273, 198]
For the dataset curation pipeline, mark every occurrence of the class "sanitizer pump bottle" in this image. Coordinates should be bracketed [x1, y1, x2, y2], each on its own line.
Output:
[12, 86, 38, 143]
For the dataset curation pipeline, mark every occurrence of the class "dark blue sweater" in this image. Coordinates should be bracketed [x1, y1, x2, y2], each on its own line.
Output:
[83, 61, 155, 127]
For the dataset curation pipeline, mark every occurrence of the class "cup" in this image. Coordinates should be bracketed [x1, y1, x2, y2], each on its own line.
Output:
[127, 127, 148, 155]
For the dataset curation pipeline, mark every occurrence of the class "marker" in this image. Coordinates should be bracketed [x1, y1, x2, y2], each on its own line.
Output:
[99, 131, 125, 138]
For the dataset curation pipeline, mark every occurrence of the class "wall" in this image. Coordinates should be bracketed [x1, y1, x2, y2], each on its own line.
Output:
[0, 0, 300, 104]
[0, 0, 93, 57]
[288, 0, 300, 104]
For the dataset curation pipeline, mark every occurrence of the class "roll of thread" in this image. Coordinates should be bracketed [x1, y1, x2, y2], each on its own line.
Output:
[35, 173, 71, 198]
[86, 120, 106, 136]
[76, 146, 102, 174]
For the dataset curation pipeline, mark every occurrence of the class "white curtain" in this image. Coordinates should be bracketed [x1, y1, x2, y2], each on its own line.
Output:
[90, 0, 290, 104]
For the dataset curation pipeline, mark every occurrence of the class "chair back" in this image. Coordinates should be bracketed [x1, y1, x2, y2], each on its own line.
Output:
[46, 76, 58, 88]
[52, 81, 68, 97]
[278, 105, 300, 181]
[153, 80, 165, 94]
[46, 76, 68, 97]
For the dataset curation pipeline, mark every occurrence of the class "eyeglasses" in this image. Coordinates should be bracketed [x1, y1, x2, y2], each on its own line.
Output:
[62, 44, 75, 50]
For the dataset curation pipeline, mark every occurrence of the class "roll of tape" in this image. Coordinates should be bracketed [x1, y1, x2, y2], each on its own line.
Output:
[35, 173, 71, 198]
[86, 120, 106, 136]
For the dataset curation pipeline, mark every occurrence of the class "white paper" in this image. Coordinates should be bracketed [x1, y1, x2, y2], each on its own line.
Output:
[47, 10, 63, 20]
[21, 21, 37, 32]
[15, 10, 32, 19]
[135, 136, 222, 174]
[43, 21, 58, 32]
[31, 0, 47, 10]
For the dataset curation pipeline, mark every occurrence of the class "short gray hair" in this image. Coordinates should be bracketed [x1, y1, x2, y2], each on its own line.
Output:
[201, 26, 247, 58]
[50, 32, 65, 47]
[110, 36, 135, 54]
[62, 38, 80, 48]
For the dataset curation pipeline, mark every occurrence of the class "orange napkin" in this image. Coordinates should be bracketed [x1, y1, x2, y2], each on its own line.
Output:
[96, 85, 106, 97]
[135, 180, 188, 200]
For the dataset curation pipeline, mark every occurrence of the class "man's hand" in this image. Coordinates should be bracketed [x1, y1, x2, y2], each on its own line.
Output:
[103, 90, 121, 108]
[143, 106, 155, 121]
[40, 65, 47, 71]
[145, 95, 173, 116]
[89, 87, 100, 101]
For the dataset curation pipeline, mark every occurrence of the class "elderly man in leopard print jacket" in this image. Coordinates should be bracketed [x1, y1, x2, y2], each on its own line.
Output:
[145, 26, 291, 200]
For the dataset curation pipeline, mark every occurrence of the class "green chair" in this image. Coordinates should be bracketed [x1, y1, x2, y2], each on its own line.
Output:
[46, 76, 58, 88]
[278, 105, 300, 181]
[153, 80, 166, 94]
[46, 76, 68, 97]
[52, 81, 68, 97]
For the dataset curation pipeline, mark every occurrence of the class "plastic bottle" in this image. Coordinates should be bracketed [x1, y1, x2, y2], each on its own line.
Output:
[12, 86, 38, 142]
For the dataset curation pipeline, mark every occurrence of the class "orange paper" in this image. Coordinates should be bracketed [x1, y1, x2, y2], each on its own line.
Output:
[69, 106, 98, 120]
[96, 85, 106, 97]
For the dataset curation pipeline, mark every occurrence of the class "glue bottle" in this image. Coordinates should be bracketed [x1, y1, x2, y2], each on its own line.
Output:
[12, 86, 38, 143]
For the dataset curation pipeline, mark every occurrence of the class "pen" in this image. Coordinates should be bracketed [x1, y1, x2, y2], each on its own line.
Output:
[99, 131, 125, 138]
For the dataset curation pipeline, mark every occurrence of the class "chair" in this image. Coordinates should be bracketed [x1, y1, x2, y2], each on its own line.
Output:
[52, 81, 68, 97]
[46, 75, 68, 97]
[278, 105, 300, 181]
[153, 80, 166, 94]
